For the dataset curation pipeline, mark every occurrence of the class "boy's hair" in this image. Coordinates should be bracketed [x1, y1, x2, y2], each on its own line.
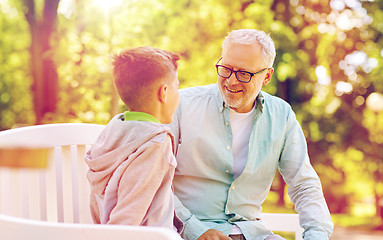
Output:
[112, 47, 180, 110]
[223, 29, 276, 68]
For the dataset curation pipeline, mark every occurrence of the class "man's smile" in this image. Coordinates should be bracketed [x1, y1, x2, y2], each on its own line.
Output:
[225, 86, 242, 93]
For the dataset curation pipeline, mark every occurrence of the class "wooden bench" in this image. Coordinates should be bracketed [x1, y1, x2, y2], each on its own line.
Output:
[0, 123, 303, 239]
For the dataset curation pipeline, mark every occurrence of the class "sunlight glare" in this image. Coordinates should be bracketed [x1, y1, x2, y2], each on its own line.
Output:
[93, 0, 124, 10]
[346, 51, 367, 67]
[335, 81, 353, 96]
[0, 0, 18, 17]
[58, 0, 74, 18]
[366, 92, 383, 112]
[316, 65, 331, 86]
[330, 0, 345, 11]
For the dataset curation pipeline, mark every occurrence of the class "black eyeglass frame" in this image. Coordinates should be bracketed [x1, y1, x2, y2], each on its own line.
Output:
[215, 57, 269, 83]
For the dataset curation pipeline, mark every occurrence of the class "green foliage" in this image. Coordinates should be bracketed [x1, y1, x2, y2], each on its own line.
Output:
[0, 1, 35, 129]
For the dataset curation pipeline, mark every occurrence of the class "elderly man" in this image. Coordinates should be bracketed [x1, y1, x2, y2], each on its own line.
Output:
[169, 29, 333, 240]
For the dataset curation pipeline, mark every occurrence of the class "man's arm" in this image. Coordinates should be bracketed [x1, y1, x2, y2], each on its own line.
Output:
[279, 108, 334, 239]
[174, 196, 231, 240]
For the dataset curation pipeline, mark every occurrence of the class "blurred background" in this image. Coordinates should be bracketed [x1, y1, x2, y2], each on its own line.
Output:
[0, 0, 382, 237]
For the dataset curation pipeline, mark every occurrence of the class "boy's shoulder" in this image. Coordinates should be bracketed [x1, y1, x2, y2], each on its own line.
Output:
[112, 113, 171, 133]
[99, 114, 173, 147]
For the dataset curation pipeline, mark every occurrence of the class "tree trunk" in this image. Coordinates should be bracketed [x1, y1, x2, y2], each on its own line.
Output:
[275, 79, 291, 206]
[24, 0, 60, 124]
[375, 164, 383, 220]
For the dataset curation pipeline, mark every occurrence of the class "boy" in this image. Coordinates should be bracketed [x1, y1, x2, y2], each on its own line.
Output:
[85, 47, 180, 229]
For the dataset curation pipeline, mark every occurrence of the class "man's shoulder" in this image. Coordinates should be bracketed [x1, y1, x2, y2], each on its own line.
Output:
[180, 84, 216, 99]
[262, 91, 291, 109]
[261, 91, 294, 117]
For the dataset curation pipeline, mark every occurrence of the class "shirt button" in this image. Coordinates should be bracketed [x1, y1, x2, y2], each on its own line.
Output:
[225, 122, 229, 126]
[227, 146, 231, 150]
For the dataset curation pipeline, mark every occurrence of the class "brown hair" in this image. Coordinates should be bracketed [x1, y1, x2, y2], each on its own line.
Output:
[112, 47, 180, 110]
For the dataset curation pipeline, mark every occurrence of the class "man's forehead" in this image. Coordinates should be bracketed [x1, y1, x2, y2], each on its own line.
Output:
[222, 43, 264, 69]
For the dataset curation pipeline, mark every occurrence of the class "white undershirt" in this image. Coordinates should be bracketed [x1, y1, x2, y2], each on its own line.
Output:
[229, 106, 255, 235]
[229, 106, 255, 179]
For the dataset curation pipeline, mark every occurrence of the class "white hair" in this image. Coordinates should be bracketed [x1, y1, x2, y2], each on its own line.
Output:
[222, 29, 276, 68]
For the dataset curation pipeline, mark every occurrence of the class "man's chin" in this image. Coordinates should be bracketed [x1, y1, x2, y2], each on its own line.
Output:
[223, 98, 241, 109]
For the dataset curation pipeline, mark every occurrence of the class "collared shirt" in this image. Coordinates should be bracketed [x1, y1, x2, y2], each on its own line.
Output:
[169, 84, 333, 240]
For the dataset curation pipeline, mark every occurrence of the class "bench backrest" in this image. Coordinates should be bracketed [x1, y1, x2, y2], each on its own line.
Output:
[0, 123, 105, 223]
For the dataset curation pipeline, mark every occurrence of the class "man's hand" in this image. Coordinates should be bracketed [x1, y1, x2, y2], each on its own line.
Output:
[197, 229, 232, 240]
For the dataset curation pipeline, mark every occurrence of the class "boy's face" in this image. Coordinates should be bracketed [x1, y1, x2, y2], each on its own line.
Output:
[163, 70, 180, 124]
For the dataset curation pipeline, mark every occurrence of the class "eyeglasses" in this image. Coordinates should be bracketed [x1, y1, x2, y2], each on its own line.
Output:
[215, 57, 269, 83]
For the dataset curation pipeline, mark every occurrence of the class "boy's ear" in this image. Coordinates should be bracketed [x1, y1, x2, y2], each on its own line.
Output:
[159, 84, 168, 103]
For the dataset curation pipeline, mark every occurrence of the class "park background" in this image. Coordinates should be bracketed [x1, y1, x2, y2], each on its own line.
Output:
[1, 0, 383, 238]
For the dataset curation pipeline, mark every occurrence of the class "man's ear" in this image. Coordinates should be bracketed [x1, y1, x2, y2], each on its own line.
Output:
[159, 84, 168, 103]
[263, 68, 274, 86]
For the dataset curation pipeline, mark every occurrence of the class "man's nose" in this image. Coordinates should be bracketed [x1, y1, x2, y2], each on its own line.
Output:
[227, 73, 239, 85]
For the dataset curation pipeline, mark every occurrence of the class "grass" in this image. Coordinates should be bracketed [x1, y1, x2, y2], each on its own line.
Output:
[331, 214, 383, 231]
[273, 231, 295, 240]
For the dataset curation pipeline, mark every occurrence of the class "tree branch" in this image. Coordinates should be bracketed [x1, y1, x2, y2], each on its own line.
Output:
[23, 0, 35, 25]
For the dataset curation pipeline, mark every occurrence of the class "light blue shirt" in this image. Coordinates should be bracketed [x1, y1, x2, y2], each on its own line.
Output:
[169, 84, 333, 240]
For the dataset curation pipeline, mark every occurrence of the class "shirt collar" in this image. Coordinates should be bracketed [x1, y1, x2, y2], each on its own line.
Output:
[214, 84, 265, 113]
[257, 92, 265, 113]
[123, 111, 161, 123]
[214, 83, 226, 112]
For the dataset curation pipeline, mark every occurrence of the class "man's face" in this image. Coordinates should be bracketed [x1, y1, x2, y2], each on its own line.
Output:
[217, 42, 273, 113]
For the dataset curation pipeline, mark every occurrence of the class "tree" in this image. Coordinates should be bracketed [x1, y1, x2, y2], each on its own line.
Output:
[0, 0, 34, 130]
[23, 0, 61, 124]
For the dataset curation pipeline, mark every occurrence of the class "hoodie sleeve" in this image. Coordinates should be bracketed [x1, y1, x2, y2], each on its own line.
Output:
[107, 133, 175, 228]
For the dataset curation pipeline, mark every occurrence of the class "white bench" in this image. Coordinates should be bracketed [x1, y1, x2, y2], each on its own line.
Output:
[262, 213, 303, 240]
[0, 213, 181, 240]
[0, 123, 303, 239]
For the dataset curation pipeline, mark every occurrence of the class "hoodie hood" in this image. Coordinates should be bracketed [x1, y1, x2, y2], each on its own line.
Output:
[85, 113, 174, 200]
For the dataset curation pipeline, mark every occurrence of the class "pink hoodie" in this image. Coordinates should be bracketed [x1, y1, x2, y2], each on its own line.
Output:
[85, 114, 177, 229]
